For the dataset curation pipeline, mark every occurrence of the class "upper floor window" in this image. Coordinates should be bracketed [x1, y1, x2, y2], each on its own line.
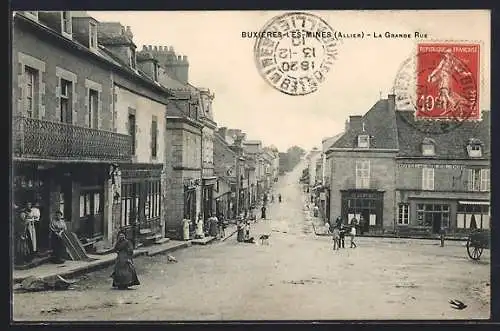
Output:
[61, 11, 72, 37]
[153, 63, 159, 82]
[88, 89, 99, 129]
[24, 66, 39, 118]
[468, 168, 490, 192]
[357, 134, 370, 148]
[355, 160, 370, 189]
[89, 21, 98, 50]
[151, 117, 158, 158]
[60, 79, 72, 123]
[422, 167, 435, 190]
[467, 144, 482, 157]
[421, 137, 436, 156]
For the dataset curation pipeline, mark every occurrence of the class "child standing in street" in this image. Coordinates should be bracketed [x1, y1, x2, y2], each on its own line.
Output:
[332, 226, 341, 250]
[350, 224, 357, 248]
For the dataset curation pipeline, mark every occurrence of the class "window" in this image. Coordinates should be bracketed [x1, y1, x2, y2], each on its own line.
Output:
[422, 144, 435, 156]
[129, 49, 136, 69]
[468, 144, 482, 158]
[121, 183, 140, 226]
[153, 64, 158, 81]
[61, 11, 72, 35]
[79, 191, 102, 217]
[89, 22, 98, 50]
[88, 89, 99, 128]
[416, 204, 450, 228]
[128, 112, 136, 155]
[60, 79, 72, 123]
[422, 167, 434, 190]
[398, 204, 409, 225]
[24, 66, 39, 118]
[355, 160, 370, 189]
[457, 204, 490, 229]
[151, 117, 158, 158]
[145, 181, 161, 220]
[357, 135, 370, 148]
[469, 168, 490, 192]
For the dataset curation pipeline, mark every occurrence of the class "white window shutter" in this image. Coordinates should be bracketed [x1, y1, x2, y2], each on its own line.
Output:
[97, 92, 101, 130]
[467, 169, 473, 191]
[84, 88, 89, 127]
[480, 169, 489, 191]
[55, 78, 61, 121]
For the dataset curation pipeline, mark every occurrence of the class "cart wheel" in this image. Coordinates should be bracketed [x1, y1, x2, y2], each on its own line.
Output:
[467, 238, 483, 260]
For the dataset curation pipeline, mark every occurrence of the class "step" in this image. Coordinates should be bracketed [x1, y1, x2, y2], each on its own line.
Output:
[139, 228, 153, 235]
[154, 237, 170, 245]
[145, 233, 162, 241]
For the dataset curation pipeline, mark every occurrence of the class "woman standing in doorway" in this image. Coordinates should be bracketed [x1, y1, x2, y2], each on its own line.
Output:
[49, 210, 67, 264]
[111, 231, 140, 290]
[14, 210, 30, 264]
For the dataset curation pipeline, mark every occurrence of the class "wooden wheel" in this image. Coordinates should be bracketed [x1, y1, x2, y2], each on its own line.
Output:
[467, 237, 483, 260]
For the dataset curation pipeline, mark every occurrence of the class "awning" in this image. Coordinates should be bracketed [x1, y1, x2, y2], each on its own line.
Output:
[458, 201, 490, 205]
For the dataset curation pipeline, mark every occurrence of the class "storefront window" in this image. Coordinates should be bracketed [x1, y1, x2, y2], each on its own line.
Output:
[457, 204, 489, 229]
[416, 204, 450, 228]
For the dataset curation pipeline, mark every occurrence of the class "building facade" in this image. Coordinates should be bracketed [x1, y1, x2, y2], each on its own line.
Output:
[12, 11, 136, 255]
[327, 94, 490, 236]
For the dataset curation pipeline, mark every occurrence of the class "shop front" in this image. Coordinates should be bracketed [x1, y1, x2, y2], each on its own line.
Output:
[341, 189, 384, 233]
[202, 177, 217, 219]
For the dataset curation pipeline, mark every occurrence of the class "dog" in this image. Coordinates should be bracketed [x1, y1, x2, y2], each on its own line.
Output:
[259, 234, 270, 245]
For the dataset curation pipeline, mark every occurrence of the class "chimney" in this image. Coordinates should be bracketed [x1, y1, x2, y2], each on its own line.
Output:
[349, 115, 363, 131]
[388, 93, 396, 112]
[125, 26, 133, 39]
[344, 119, 349, 131]
[218, 127, 228, 139]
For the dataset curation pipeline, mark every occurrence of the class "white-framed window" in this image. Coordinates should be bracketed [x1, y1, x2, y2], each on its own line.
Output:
[357, 135, 370, 148]
[469, 168, 490, 192]
[398, 204, 409, 225]
[88, 89, 99, 128]
[422, 143, 435, 156]
[61, 11, 72, 37]
[153, 63, 159, 82]
[89, 21, 98, 50]
[60, 78, 72, 123]
[422, 167, 434, 190]
[24, 66, 39, 118]
[457, 204, 490, 229]
[355, 160, 370, 189]
[467, 144, 482, 158]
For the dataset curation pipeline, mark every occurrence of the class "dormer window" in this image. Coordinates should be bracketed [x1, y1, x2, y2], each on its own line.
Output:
[61, 11, 72, 38]
[357, 134, 370, 148]
[89, 21, 98, 51]
[467, 138, 483, 158]
[153, 63, 159, 82]
[421, 138, 436, 156]
[129, 49, 137, 69]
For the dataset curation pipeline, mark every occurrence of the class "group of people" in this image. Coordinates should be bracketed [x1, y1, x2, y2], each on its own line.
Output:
[327, 216, 357, 250]
[14, 201, 70, 265]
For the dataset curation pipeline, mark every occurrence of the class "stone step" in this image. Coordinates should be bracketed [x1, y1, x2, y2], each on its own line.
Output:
[139, 228, 153, 235]
[154, 237, 170, 245]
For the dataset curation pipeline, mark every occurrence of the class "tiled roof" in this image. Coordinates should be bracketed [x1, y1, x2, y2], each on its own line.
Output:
[396, 111, 490, 159]
[332, 99, 399, 150]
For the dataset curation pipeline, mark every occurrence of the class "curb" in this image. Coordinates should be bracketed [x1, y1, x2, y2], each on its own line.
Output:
[14, 242, 192, 283]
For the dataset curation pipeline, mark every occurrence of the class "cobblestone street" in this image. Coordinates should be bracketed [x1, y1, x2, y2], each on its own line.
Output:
[13, 164, 490, 321]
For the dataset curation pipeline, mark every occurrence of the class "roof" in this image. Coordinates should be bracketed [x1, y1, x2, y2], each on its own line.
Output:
[332, 99, 399, 150]
[396, 110, 490, 159]
[322, 133, 343, 152]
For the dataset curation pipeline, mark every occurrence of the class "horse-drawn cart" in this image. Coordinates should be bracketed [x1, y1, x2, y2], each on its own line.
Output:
[466, 229, 490, 260]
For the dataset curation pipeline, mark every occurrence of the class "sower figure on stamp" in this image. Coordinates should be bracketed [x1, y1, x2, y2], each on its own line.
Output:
[427, 48, 472, 113]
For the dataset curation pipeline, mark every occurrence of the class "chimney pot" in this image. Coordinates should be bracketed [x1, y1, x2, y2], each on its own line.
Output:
[183, 55, 188, 62]
[388, 93, 396, 112]
[169, 46, 174, 52]
[158, 46, 162, 51]
[177, 55, 182, 61]
[164, 45, 168, 51]
[142, 45, 147, 51]
[154, 46, 158, 51]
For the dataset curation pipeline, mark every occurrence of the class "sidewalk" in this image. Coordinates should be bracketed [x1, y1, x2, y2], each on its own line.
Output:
[13, 239, 191, 283]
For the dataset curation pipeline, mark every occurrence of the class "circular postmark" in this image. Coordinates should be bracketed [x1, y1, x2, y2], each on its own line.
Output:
[254, 12, 339, 96]
[393, 43, 480, 135]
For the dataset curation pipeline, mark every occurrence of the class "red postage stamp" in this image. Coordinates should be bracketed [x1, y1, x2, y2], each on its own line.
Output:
[416, 43, 480, 121]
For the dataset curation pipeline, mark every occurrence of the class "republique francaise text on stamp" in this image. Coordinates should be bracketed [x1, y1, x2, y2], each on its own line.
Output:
[393, 42, 480, 123]
[253, 12, 340, 96]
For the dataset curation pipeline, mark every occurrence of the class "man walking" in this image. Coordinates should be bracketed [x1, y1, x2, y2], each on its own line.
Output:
[350, 222, 357, 248]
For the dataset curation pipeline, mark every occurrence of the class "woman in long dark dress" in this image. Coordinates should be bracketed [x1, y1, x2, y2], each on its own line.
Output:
[111, 232, 140, 290]
[49, 210, 67, 264]
[14, 211, 30, 265]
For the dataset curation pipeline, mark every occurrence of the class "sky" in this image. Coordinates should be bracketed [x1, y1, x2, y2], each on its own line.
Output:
[90, 10, 490, 152]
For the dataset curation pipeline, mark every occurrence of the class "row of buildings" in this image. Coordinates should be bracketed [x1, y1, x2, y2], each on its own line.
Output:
[306, 94, 490, 236]
[12, 10, 280, 257]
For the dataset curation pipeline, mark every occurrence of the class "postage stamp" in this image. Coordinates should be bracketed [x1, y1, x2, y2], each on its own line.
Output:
[393, 42, 480, 122]
[253, 12, 339, 96]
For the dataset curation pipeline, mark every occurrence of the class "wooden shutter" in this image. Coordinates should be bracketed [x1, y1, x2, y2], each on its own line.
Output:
[55, 77, 61, 121]
[84, 87, 90, 127]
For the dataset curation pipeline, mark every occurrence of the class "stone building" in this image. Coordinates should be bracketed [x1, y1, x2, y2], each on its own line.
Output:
[242, 141, 262, 206]
[327, 94, 490, 236]
[12, 11, 174, 255]
[137, 45, 204, 240]
[213, 128, 238, 219]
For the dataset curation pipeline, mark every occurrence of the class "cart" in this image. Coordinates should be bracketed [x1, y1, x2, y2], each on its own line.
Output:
[466, 229, 490, 260]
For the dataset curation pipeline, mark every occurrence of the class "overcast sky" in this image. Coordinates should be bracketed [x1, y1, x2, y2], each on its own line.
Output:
[90, 10, 490, 152]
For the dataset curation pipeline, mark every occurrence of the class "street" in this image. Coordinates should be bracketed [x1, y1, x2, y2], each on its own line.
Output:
[13, 162, 490, 321]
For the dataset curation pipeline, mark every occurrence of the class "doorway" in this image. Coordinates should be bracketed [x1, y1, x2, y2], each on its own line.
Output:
[432, 213, 442, 234]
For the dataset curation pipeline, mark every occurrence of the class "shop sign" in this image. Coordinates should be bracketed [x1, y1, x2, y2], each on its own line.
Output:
[398, 163, 466, 169]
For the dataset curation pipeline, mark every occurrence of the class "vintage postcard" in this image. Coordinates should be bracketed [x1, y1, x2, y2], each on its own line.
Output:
[11, 10, 491, 321]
